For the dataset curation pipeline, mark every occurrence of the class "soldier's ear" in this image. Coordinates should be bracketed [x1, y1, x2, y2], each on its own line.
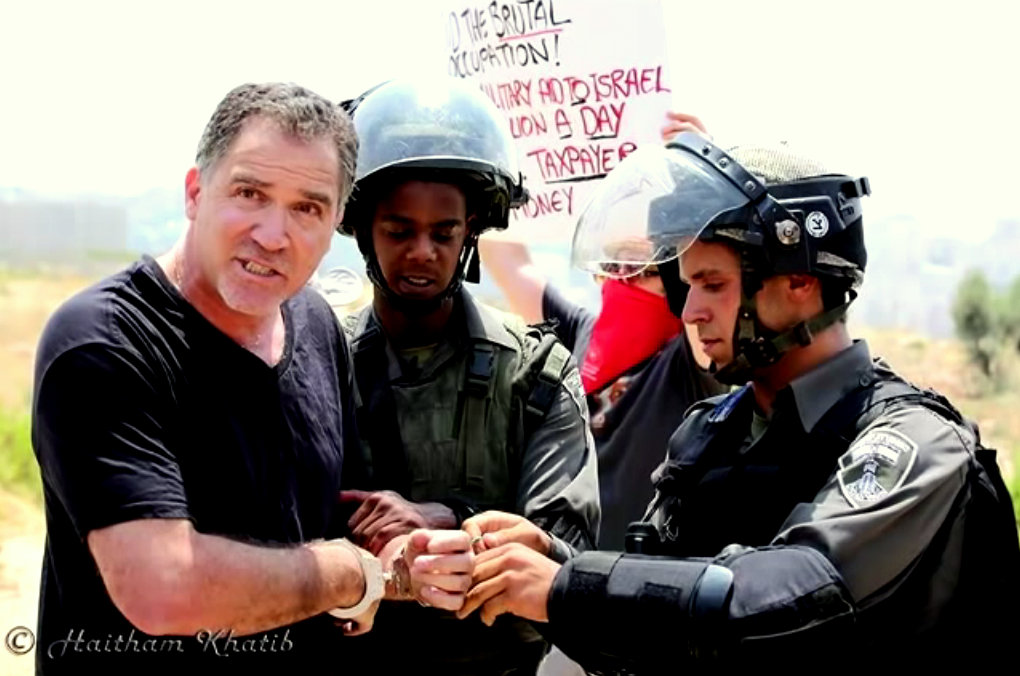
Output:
[786, 274, 821, 305]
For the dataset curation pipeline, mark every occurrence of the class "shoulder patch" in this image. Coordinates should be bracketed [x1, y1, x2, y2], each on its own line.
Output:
[837, 427, 918, 508]
[562, 365, 589, 422]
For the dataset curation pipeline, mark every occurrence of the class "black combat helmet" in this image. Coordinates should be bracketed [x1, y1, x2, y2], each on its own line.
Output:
[339, 77, 528, 314]
[570, 133, 870, 384]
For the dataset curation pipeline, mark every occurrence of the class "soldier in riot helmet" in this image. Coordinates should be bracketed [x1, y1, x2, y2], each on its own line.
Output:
[458, 134, 1020, 670]
[332, 77, 599, 675]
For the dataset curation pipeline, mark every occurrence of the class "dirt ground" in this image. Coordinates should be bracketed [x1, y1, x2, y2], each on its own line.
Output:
[0, 273, 95, 409]
[0, 492, 44, 675]
[0, 273, 90, 674]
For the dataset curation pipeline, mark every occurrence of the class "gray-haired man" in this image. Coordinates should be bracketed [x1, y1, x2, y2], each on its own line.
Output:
[32, 83, 473, 675]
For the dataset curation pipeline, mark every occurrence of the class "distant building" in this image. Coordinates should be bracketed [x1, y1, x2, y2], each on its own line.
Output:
[0, 199, 129, 272]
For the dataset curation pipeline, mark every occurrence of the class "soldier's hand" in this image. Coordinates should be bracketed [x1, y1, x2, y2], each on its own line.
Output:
[456, 542, 559, 625]
[340, 490, 456, 555]
[403, 529, 475, 611]
[462, 510, 551, 556]
[661, 111, 709, 142]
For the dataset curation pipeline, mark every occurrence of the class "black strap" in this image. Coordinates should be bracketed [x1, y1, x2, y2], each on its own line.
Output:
[349, 324, 411, 493]
[519, 332, 568, 427]
[827, 376, 962, 442]
[716, 295, 855, 384]
[459, 341, 495, 493]
[499, 324, 573, 496]
[804, 373, 935, 484]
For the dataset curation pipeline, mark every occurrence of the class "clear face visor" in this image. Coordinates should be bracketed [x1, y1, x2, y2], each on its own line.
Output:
[570, 144, 752, 279]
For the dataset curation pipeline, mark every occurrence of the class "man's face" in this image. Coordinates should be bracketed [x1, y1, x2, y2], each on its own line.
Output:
[678, 240, 743, 367]
[184, 116, 341, 318]
[679, 240, 813, 369]
[370, 180, 469, 301]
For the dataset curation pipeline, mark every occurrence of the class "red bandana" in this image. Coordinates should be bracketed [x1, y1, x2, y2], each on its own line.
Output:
[580, 279, 684, 394]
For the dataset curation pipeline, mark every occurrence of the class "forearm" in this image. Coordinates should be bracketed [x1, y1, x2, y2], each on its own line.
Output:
[518, 389, 601, 552]
[175, 532, 366, 635]
[92, 521, 365, 636]
[545, 546, 854, 671]
[477, 235, 547, 323]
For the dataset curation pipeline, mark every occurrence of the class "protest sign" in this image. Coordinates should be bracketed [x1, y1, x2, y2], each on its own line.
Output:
[445, 0, 673, 240]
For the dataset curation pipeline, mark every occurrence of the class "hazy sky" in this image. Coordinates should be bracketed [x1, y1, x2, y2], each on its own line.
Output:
[2, 0, 1018, 241]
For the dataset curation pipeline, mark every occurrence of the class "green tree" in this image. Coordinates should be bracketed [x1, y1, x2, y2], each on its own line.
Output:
[999, 275, 1020, 352]
[952, 270, 996, 376]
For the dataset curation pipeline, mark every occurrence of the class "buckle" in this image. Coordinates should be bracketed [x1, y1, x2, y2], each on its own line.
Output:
[466, 344, 494, 396]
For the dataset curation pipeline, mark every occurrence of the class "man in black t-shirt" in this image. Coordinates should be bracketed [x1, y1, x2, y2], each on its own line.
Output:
[31, 83, 474, 675]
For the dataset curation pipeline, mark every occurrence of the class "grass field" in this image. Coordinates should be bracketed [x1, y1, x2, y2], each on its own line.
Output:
[0, 270, 95, 506]
[0, 272, 1017, 675]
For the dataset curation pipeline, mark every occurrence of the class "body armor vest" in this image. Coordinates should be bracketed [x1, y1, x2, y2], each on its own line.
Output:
[647, 377, 874, 557]
[343, 298, 571, 512]
[648, 359, 1011, 558]
[643, 358, 1020, 654]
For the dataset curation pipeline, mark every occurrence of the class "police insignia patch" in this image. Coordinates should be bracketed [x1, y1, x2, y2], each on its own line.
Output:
[837, 427, 918, 508]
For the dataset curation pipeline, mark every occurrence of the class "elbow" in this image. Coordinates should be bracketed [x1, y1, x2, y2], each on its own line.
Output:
[105, 566, 202, 636]
[121, 597, 198, 637]
[89, 519, 210, 635]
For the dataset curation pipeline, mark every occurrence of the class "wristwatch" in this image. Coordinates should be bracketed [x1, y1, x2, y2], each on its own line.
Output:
[328, 539, 388, 619]
[387, 544, 415, 601]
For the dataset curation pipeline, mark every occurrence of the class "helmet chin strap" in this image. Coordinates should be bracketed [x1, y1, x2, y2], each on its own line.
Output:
[359, 228, 479, 318]
[711, 272, 856, 386]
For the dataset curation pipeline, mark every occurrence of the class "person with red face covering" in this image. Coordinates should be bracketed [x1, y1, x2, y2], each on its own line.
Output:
[479, 114, 726, 550]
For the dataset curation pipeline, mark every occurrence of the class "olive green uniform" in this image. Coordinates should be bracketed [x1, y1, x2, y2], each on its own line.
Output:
[344, 289, 600, 675]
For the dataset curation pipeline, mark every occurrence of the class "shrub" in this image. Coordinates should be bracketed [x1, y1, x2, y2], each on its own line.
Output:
[0, 406, 41, 502]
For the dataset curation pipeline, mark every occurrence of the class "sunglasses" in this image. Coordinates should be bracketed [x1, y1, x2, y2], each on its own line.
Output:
[597, 262, 660, 279]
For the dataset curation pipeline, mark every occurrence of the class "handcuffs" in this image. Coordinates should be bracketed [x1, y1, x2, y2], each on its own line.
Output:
[328, 539, 415, 619]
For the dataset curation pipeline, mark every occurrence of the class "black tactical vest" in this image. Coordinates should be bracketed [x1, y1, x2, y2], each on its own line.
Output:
[645, 359, 1020, 655]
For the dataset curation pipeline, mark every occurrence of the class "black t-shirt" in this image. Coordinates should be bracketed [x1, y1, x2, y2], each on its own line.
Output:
[542, 284, 727, 549]
[32, 256, 361, 674]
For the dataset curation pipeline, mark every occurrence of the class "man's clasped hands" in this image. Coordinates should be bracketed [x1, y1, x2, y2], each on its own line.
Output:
[337, 497, 561, 635]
